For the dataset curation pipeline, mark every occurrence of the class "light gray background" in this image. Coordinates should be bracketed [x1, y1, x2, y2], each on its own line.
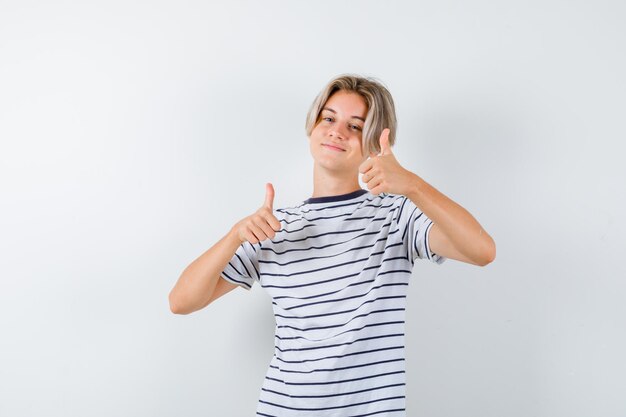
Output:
[1, 1, 624, 416]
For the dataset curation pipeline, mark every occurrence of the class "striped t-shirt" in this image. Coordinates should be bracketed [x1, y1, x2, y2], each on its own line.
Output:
[221, 188, 446, 417]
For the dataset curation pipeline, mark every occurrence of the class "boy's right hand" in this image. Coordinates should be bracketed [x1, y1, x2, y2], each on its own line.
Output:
[233, 183, 282, 244]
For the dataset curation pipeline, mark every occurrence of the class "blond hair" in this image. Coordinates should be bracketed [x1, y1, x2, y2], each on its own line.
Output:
[305, 74, 397, 156]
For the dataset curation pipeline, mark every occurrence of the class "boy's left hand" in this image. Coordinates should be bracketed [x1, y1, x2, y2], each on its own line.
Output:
[359, 128, 415, 196]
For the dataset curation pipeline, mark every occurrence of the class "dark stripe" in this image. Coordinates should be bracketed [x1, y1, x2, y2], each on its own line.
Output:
[239, 242, 260, 280]
[260, 233, 395, 266]
[425, 220, 434, 260]
[273, 269, 411, 301]
[261, 253, 407, 279]
[220, 271, 251, 289]
[344, 214, 385, 221]
[305, 211, 364, 222]
[274, 345, 405, 364]
[265, 370, 405, 386]
[261, 382, 405, 398]
[262, 230, 399, 258]
[348, 408, 406, 417]
[274, 277, 375, 301]
[257, 408, 406, 417]
[413, 215, 422, 259]
[275, 319, 404, 341]
[277, 196, 378, 216]
[275, 333, 404, 353]
[396, 196, 408, 226]
[304, 189, 368, 204]
[232, 252, 252, 280]
[261, 257, 408, 290]
[284, 283, 409, 311]
[276, 300, 406, 330]
[259, 395, 405, 411]
[401, 207, 423, 242]
[269, 357, 405, 374]
[275, 221, 316, 231]
[267, 222, 392, 248]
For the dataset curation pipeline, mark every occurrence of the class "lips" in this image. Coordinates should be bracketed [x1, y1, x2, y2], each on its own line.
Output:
[323, 143, 345, 152]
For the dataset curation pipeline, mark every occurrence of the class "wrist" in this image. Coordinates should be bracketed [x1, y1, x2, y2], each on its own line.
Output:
[404, 172, 425, 201]
[227, 226, 244, 247]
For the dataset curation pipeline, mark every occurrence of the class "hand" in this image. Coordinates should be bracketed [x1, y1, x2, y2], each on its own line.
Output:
[358, 128, 415, 196]
[233, 183, 282, 244]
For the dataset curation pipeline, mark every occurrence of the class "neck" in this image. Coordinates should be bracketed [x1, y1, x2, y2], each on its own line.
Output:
[311, 163, 362, 198]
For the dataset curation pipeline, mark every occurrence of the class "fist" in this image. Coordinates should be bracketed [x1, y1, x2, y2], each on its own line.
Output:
[234, 183, 282, 244]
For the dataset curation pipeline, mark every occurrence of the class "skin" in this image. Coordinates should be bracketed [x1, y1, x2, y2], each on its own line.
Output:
[307, 89, 496, 266]
[308, 90, 371, 198]
[169, 88, 496, 314]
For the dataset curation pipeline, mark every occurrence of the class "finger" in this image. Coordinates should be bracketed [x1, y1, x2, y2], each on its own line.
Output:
[248, 221, 268, 242]
[265, 212, 282, 232]
[255, 216, 276, 239]
[379, 129, 391, 156]
[264, 183, 275, 210]
[243, 230, 259, 244]
[369, 180, 383, 195]
[359, 158, 373, 174]
[367, 176, 382, 191]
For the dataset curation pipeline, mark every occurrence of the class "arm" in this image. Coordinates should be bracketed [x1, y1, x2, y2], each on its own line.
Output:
[405, 173, 496, 266]
[358, 129, 495, 266]
[168, 227, 242, 315]
[169, 183, 281, 314]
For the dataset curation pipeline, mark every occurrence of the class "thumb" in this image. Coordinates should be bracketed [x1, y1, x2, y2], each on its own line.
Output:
[379, 128, 392, 156]
[264, 182, 275, 210]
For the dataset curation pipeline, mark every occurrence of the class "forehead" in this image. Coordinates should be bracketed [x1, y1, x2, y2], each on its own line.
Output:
[322, 90, 368, 117]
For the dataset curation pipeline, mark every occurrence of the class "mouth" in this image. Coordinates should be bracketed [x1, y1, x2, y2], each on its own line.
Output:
[322, 143, 345, 152]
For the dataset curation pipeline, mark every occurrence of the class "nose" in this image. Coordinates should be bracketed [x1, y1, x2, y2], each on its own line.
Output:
[329, 125, 348, 140]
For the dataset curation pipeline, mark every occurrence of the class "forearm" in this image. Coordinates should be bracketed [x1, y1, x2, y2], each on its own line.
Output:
[405, 172, 495, 263]
[169, 227, 242, 314]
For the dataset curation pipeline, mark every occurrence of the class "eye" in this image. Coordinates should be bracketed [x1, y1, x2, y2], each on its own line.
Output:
[350, 125, 362, 131]
[323, 117, 333, 122]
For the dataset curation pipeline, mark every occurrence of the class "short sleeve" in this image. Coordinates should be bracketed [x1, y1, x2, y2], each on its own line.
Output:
[220, 241, 260, 291]
[393, 195, 446, 265]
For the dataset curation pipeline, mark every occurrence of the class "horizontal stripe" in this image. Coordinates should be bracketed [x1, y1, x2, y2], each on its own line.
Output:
[261, 259, 408, 290]
[273, 269, 412, 300]
[258, 409, 405, 417]
[266, 370, 406, 386]
[283, 283, 408, 311]
[262, 225, 396, 255]
[259, 395, 405, 411]
[261, 382, 405, 398]
[269, 358, 405, 374]
[275, 333, 404, 353]
[220, 191, 445, 416]
[260, 254, 408, 279]
[274, 345, 405, 364]
[260, 233, 396, 265]
[275, 320, 404, 342]
[276, 303, 406, 332]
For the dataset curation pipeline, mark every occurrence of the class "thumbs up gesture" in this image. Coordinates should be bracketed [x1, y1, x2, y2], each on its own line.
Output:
[358, 128, 415, 196]
[234, 183, 282, 244]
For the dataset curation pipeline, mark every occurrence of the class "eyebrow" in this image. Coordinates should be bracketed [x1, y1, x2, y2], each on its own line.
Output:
[321, 107, 365, 122]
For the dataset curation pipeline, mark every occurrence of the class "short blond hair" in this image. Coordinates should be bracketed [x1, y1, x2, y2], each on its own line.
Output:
[305, 74, 397, 156]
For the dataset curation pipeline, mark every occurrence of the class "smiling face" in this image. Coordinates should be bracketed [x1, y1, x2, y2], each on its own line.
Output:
[308, 90, 369, 175]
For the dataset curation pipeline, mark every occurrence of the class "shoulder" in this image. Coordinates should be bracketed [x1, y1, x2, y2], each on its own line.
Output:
[273, 202, 307, 225]
[375, 192, 409, 209]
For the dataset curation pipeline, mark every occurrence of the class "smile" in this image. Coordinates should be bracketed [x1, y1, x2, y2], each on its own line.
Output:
[322, 144, 345, 152]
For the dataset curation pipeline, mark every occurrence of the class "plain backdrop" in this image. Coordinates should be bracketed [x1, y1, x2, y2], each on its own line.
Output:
[1, 1, 625, 416]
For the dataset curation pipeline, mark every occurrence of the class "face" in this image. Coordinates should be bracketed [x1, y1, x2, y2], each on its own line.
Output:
[309, 90, 369, 174]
